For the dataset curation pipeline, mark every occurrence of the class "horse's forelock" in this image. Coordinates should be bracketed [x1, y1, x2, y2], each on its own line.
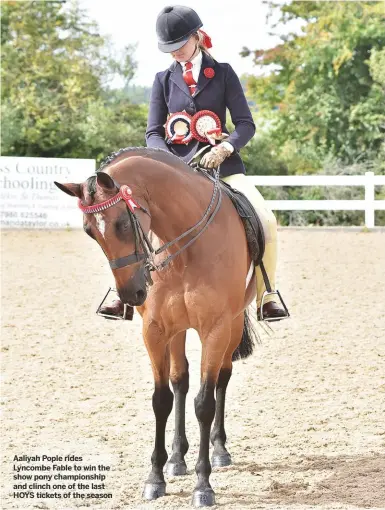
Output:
[80, 175, 97, 206]
[83, 173, 120, 206]
[86, 175, 97, 198]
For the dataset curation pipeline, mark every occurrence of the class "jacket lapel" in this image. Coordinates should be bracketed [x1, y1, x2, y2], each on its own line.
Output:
[193, 52, 216, 98]
[169, 61, 191, 98]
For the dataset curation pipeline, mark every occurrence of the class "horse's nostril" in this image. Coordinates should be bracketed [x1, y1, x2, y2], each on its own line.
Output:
[136, 289, 146, 302]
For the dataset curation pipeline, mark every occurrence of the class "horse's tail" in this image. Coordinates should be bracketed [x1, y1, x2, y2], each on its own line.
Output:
[232, 308, 261, 361]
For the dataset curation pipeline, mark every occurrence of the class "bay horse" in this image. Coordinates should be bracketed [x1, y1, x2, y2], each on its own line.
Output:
[55, 147, 260, 507]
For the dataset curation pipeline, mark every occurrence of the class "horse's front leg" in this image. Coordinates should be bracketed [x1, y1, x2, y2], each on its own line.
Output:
[193, 319, 231, 507]
[166, 331, 189, 476]
[142, 322, 174, 501]
[211, 313, 244, 467]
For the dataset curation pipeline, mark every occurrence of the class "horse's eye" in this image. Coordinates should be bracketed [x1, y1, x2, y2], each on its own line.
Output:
[83, 224, 95, 239]
[115, 216, 132, 242]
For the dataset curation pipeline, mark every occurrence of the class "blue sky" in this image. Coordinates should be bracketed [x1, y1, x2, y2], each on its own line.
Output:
[79, 0, 300, 86]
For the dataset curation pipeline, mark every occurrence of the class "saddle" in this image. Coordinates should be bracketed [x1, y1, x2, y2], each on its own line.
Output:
[219, 179, 265, 267]
[193, 164, 265, 268]
[188, 146, 265, 267]
[193, 164, 290, 322]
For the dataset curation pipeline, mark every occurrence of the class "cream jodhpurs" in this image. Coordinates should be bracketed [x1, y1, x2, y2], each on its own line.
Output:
[222, 173, 278, 307]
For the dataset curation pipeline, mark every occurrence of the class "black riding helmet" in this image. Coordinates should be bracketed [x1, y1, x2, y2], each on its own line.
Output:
[156, 5, 203, 53]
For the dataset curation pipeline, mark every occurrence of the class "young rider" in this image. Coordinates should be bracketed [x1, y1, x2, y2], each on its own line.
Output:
[101, 5, 288, 322]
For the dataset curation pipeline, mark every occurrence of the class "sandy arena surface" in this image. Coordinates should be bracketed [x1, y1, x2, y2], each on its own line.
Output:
[1, 229, 385, 510]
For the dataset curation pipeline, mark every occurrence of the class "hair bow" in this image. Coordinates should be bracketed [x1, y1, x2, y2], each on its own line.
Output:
[198, 29, 212, 49]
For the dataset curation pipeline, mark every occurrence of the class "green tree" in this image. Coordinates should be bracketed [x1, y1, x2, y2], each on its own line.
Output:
[369, 47, 385, 93]
[1, 0, 146, 161]
[243, 1, 385, 165]
[79, 91, 148, 164]
[125, 84, 152, 105]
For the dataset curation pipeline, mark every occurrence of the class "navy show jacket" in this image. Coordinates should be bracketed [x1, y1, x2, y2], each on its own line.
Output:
[145, 52, 256, 177]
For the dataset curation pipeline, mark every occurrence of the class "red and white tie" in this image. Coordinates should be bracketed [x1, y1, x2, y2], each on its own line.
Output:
[183, 61, 197, 95]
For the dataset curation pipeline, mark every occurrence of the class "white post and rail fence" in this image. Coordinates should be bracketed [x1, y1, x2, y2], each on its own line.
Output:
[0, 157, 384, 229]
[248, 172, 385, 229]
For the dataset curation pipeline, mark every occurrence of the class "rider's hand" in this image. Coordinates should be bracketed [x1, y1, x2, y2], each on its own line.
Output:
[200, 143, 233, 169]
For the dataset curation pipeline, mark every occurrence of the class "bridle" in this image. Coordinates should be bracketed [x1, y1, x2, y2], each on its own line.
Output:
[78, 169, 222, 286]
[79, 172, 222, 285]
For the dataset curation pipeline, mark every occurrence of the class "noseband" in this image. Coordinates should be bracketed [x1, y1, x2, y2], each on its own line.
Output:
[78, 171, 222, 285]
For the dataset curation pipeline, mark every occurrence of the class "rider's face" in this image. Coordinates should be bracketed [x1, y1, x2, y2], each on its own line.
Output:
[171, 35, 199, 62]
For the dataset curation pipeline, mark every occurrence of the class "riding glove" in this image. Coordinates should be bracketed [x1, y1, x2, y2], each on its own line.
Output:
[200, 143, 233, 169]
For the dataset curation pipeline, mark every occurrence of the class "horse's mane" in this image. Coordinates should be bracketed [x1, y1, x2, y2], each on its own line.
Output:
[86, 146, 192, 199]
[99, 146, 189, 173]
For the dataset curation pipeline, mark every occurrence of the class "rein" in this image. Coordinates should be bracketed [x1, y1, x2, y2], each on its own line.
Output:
[78, 169, 222, 284]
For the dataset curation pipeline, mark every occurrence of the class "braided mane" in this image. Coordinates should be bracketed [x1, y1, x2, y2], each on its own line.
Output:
[86, 146, 192, 199]
[98, 146, 186, 172]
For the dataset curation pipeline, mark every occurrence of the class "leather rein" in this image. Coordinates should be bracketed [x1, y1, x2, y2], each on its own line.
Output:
[78, 168, 222, 285]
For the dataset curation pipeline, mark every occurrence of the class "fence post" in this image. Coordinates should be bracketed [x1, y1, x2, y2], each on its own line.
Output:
[364, 171, 375, 228]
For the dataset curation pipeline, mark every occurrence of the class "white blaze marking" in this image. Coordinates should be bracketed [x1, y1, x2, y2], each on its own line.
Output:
[95, 213, 106, 238]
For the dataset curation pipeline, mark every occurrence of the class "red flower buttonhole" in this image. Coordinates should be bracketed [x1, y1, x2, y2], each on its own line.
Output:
[204, 67, 215, 79]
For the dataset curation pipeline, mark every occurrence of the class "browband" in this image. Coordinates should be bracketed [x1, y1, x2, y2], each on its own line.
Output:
[78, 185, 139, 214]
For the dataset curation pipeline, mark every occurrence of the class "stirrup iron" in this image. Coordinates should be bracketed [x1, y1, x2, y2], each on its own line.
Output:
[260, 289, 290, 322]
[96, 287, 131, 320]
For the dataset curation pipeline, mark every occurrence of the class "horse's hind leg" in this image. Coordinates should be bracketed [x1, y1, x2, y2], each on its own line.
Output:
[211, 313, 244, 468]
[166, 331, 189, 476]
[142, 324, 174, 501]
[192, 319, 232, 507]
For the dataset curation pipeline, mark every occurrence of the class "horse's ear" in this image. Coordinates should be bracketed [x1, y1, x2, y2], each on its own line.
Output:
[54, 182, 82, 198]
[96, 172, 116, 191]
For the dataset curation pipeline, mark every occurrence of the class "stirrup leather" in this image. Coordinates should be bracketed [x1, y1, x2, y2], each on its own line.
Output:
[260, 289, 290, 322]
[96, 287, 131, 320]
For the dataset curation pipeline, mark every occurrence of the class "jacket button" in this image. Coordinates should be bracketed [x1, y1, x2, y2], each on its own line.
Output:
[190, 102, 194, 107]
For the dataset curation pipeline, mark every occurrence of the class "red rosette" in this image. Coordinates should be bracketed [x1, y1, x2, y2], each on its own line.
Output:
[204, 67, 215, 79]
[120, 185, 139, 212]
[120, 185, 132, 201]
[190, 110, 221, 143]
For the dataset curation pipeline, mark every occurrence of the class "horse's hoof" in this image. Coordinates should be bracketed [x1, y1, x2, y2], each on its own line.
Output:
[142, 482, 166, 500]
[191, 488, 216, 507]
[165, 460, 187, 476]
[211, 452, 232, 467]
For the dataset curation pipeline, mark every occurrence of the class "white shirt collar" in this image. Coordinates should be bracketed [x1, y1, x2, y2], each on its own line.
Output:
[180, 50, 202, 70]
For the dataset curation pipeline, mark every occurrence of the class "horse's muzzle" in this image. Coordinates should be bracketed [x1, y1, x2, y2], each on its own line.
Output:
[124, 288, 147, 307]
[115, 264, 148, 306]
[118, 283, 147, 307]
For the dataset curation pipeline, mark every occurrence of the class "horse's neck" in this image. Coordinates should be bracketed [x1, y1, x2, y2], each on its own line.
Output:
[115, 157, 210, 245]
[146, 165, 210, 244]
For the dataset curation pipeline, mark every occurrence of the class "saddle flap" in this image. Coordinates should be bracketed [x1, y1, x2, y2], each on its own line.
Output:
[219, 180, 266, 267]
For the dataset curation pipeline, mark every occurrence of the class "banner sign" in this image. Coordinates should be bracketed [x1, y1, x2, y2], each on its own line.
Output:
[0, 157, 95, 229]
